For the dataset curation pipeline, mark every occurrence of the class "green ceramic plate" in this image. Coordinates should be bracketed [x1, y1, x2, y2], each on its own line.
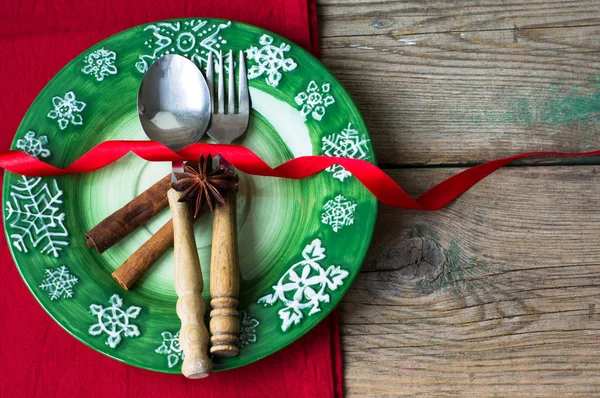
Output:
[3, 18, 377, 373]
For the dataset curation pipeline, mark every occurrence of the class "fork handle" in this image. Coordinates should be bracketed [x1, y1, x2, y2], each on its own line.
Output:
[209, 190, 240, 357]
[168, 189, 212, 378]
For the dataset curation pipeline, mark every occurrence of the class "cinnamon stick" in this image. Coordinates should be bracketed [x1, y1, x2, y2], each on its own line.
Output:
[112, 219, 174, 289]
[112, 207, 206, 290]
[85, 174, 171, 254]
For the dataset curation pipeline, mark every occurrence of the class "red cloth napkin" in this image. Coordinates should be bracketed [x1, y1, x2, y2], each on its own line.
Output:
[0, 1, 343, 397]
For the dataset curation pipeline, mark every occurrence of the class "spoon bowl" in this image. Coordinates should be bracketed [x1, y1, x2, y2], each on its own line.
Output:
[138, 54, 211, 151]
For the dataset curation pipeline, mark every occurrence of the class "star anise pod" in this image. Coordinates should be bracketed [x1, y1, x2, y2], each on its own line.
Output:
[172, 154, 239, 218]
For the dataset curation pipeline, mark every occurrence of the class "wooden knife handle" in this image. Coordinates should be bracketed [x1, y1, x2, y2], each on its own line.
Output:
[167, 188, 212, 378]
[209, 191, 240, 357]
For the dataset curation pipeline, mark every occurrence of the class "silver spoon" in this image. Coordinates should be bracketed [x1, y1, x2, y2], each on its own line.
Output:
[138, 54, 212, 379]
[138, 54, 211, 180]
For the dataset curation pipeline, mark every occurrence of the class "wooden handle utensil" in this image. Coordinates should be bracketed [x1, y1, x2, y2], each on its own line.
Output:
[167, 188, 212, 378]
[209, 191, 240, 357]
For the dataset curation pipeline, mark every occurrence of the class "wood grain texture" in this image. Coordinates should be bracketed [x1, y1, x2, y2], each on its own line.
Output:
[316, 1, 600, 395]
[317, 0, 600, 166]
[209, 191, 240, 357]
[167, 189, 212, 378]
[341, 166, 600, 396]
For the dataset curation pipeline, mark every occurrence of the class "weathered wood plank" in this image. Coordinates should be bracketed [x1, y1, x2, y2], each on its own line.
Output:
[319, 2, 600, 395]
[318, 0, 600, 38]
[316, 0, 600, 166]
[342, 166, 600, 397]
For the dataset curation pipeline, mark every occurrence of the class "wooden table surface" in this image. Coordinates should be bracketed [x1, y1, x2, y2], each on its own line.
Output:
[317, 1, 600, 396]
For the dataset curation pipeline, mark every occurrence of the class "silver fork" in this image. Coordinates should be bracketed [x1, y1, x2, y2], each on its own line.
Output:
[205, 50, 249, 358]
[207, 51, 249, 149]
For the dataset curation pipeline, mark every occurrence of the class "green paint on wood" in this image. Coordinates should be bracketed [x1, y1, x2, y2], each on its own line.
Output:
[411, 225, 486, 295]
[408, 224, 439, 241]
[479, 77, 600, 126]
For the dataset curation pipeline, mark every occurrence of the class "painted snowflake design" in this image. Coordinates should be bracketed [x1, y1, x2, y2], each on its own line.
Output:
[136, 19, 231, 73]
[295, 81, 335, 121]
[5, 132, 67, 257]
[258, 239, 349, 331]
[47, 91, 86, 130]
[82, 48, 118, 81]
[322, 123, 370, 182]
[5, 177, 68, 257]
[245, 34, 297, 87]
[39, 265, 78, 300]
[239, 310, 259, 348]
[155, 331, 183, 368]
[321, 195, 357, 233]
[89, 294, 141, 348]
[16, 131, 50, 159]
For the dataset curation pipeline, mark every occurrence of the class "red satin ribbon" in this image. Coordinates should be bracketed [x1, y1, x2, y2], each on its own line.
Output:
[2, 140, 599, 210]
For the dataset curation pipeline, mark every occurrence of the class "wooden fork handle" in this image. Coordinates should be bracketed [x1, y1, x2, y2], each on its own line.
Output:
[209, 190, 240, 357]
[167, 188, 212, 378]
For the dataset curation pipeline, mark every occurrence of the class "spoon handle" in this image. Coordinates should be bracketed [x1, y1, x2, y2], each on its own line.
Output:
[209, 190, 240, 357]
[167, 188, 212, 378]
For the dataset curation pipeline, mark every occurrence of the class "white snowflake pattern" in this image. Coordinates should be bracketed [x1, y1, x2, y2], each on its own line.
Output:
[321, 194, 357, 233]
[82, 48, 118, 81]
[245, 34, 297, 87]
[89, 294, 141, 348]
[47, 91, 86, 130]
[16, 131, 50, 159]
[39, 265, 78, 300]
[258, 239, 349, 331]
[295, 81, 335, 121]
[239, 310, 259, 348]
[322, 123, 370, 182]
[6, 132, 67, 257]
[136, 19, 231, 73]
[155, 331, 184, 368]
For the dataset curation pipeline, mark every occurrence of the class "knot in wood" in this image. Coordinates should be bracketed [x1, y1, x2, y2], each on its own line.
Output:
[374, 237, 444, 283]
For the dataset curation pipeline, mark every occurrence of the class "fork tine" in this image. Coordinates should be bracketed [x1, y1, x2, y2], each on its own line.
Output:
[227, 50, 235, 114]
[206, 52, 214, 113]
[238, 51, 249, 116]
[217, 51, 225, 115]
